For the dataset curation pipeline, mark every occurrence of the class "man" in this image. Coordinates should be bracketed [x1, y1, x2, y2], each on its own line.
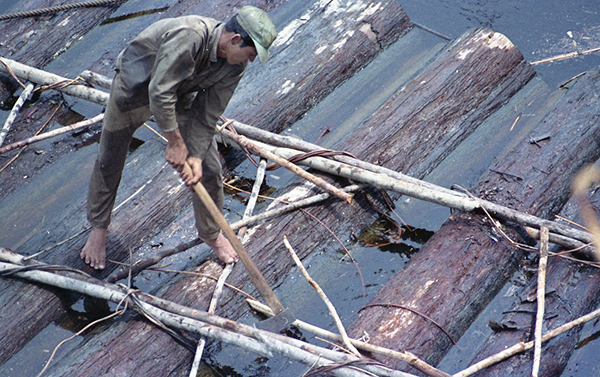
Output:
[80, 6, 277, 270]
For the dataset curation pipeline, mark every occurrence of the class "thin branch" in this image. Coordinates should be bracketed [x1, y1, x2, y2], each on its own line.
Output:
[283, 235, 361, 357]
[0, 83, 35, 147]
[532, 227, 549, 377]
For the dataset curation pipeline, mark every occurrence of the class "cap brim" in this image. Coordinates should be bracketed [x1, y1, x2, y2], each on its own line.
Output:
[253, 40, 269, 63]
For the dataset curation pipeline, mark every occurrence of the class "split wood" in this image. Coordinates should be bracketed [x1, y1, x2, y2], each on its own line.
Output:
[0, 113, 104, 155]
[0, 255, 417, 377]
[283, 235, 361, 357]
[532, 226, 549, 377]
[0, 83, 35, 147]
[189, 159, 266, 377]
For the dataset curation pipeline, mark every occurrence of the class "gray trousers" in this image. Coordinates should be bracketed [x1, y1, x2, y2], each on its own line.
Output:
[87, 78, 224, 240]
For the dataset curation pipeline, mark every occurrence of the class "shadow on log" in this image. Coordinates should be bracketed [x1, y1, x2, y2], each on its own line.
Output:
[348, 69, 600, 372]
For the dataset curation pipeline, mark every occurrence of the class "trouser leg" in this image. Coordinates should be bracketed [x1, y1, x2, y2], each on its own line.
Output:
[87, 85, 151, 229]
[192, 137, 224, 240]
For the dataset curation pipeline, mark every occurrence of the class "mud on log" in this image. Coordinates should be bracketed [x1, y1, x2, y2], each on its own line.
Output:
[469, 171, 600, 377]
[37, 27, 541, 376]
[348, 68, 600, 372]
[0, 0, 413, 369]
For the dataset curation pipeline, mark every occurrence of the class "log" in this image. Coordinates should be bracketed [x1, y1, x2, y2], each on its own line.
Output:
[41, 26, 543, 376]
[460, 165, 600, 377]
[348, 68, 600, 372]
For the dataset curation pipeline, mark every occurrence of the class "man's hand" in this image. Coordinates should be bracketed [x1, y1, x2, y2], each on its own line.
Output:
[182, 156, 203, 186]
[164, 129, 188, 172]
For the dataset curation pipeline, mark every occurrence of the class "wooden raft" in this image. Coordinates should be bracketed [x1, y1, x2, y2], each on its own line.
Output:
[38, 28, 540, 376]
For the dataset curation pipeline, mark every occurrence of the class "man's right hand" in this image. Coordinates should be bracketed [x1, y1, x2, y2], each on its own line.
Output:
[164, 129, 188, 173]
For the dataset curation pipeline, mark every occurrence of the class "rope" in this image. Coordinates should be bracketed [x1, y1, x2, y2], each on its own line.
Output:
[0, 0, 127, 21]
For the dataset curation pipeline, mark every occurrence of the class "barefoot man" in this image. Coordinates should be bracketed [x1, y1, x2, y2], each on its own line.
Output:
[80, 6, 277, 269]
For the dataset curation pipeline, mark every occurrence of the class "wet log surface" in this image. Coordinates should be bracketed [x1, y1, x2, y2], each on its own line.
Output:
[348, 69, 600, 372]
[471, 179, 600, 376]
[0, 0, 413, 370]
[39, 28, 540, 376]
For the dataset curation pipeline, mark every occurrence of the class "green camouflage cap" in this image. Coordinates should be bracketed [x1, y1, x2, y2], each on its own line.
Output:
[236, 6, 277, 63]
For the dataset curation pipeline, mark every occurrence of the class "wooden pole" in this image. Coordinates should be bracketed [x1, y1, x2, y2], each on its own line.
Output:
[0, 83, 35, 147]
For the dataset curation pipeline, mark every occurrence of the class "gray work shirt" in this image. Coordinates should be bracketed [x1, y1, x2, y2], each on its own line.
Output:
[112, 16, 245, 157]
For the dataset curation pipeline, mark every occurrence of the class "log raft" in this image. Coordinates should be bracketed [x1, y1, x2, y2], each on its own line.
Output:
[0, 0, 414, 371]
[38, 27, 543, 376]
[348, 68, 600, 373]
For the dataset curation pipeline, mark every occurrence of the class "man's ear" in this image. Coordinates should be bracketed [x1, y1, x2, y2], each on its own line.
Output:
[230, 34, 242, 45]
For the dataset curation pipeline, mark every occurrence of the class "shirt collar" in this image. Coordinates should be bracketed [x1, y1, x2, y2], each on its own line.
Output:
[209, 23, 224, 63]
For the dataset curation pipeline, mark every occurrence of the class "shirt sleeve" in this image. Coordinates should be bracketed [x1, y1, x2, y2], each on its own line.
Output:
[185, 68, 245, 159]
[149, 27, 204, 133]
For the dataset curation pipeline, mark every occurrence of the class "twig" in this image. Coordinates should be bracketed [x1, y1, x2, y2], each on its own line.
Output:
[0, 83, 35, 147]
[0, 113, 104, 155]
[532, 227, 549, 377]
[359, 303, 456, 345]
[530, 47, 600, 65]
[0, 57, 26, 89]
[453, 305, 600, 377]
[283, 235, 361, 357]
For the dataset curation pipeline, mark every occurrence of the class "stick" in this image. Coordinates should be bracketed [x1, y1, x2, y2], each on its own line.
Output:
[453, 307, 600, 377]
[283, 236, 361, 357]
[0, 83, 35, 147]
[0, 113, 104, 155]
[247, 299, 451, 377]
[530, 47, 600, 66]
[532, 227, 549, 377]
[79, 70, 113, 89]
[189, 159, 267, 377]
[221, 128, 353, 204]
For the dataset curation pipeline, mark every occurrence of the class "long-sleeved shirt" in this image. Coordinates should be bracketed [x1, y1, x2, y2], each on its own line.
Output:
[111, 15, 245, 157]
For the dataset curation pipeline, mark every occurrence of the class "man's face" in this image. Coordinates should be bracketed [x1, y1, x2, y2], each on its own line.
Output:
[226, 44, 257, 66]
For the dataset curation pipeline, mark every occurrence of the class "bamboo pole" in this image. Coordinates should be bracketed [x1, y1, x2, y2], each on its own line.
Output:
[283, 235, 361, 357]
[532, 227, 549, 377]
[0, 256, 417, 377]
[0, 83, 35, 147]
[247, 299, 451, 377]
[0, 57, 109, 105]
[0, 113, 104, 155]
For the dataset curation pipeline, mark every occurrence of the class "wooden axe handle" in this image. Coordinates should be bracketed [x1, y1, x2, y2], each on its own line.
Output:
[182, 162, 285, 314]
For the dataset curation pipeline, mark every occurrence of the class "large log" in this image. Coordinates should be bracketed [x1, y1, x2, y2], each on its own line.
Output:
[39, 27, 539, 376]
[348, 69, 600, 372]
[465, 175, 600, 376]
[0, 0, 413, 369]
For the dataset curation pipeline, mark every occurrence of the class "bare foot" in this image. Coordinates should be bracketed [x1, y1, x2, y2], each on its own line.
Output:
[80, 227, 107, 270]
[202, 233, 238, 264]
